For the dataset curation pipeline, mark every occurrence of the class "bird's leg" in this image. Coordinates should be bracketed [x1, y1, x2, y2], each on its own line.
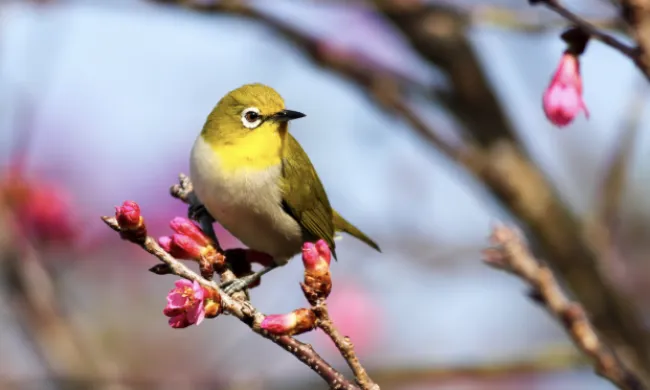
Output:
[188, 203, 209, 221]
[220, 264, 278, 295]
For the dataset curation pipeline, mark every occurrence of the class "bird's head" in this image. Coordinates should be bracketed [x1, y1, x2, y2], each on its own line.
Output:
[201, 83, 305, 147]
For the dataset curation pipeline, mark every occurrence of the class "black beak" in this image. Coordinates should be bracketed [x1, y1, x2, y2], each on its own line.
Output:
[272, 109, 306, 122]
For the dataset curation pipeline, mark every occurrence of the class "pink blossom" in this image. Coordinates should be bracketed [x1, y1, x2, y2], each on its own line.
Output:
[542, 53, 589, 127]
[302, 239, 332, 273]
[163, 279, 207, 328]
[169, 217, 211, 247]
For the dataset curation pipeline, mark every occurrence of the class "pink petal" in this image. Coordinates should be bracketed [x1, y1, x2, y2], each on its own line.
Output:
[166, 290, 188, 309]
[186, 301, 206, 325]
[174, 279, 193, 289]
[163, 306, 183, 317]
[192, 280, 204, 300]
[168, 314, 190, 329]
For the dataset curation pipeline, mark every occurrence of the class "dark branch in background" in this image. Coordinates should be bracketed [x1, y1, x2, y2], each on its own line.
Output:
[101, 209, 359, 390]
[529, 0, 638, 59]
[148, 0, 650, 386]
[484, 225, 644, 390]
[620, 0, 650, 75]
[0, 206, 118, 390]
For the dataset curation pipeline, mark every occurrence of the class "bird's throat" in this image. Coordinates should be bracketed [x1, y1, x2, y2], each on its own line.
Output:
[204, 131, 283, 173]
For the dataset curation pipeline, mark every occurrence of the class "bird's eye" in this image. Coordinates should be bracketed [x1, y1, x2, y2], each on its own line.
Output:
[245, 111, 259, 122]
[241, 107, 262, 129]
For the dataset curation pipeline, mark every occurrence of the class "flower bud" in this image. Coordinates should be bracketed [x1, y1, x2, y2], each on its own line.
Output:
[260, 308, 317, 336]
[302, 240, 331, 275]
[542, 53, 589, 127]
[115, 200, 146, 241]
[204, 298, 222, 319]
[169, 217, 211, 247]
[115, 201, 142, 229]
[171, 233, 203, 260]
[301, 240, 332, 304]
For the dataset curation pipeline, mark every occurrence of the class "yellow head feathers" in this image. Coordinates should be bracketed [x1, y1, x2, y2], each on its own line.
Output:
[200, 83, 306, 171]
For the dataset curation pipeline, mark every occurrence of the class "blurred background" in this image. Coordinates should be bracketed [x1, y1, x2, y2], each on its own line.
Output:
[0, 0, 647, 389]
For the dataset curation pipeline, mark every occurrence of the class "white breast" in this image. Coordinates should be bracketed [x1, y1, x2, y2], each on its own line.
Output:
[189, 136, 303, 264]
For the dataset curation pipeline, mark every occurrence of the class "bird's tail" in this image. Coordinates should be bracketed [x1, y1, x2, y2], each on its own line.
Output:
[332, 211, 381, 252]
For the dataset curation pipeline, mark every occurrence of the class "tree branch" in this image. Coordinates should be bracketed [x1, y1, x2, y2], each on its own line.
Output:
[484, 225, 645, 390]
[619, 0, 650, 77]
[101, 214, 357, 390]
[530, 0, 638, 59]
[313, 301, 378, 390]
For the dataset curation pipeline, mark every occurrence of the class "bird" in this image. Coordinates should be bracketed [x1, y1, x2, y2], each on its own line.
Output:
[189, 83, 380, 295]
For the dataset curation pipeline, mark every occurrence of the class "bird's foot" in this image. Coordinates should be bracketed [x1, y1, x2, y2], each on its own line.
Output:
[219, 264, 277, 295]
[188, 203, 208, 221]
[220, 274, 259, 295]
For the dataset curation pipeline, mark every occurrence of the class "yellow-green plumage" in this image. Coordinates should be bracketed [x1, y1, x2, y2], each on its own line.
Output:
[190, 83, 380, 269]
[281, 134, 380, 260]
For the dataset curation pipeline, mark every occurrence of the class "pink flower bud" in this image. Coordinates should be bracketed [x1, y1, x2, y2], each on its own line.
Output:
[260, 308, 316, 336]
[302, 240, 331, 273]
[301, 240, 333, 304]
[169, 217, 211, 247]
[171, 233, 203, 260]
[115, 201, 142, 229]
[159, 235, 198, 260]
[204, 298, 222, 319]
[158, 236, 172, 252]
[542, 53, 589, 127]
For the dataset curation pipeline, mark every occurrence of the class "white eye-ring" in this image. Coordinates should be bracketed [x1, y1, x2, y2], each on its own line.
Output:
[241, 107, 262, 129]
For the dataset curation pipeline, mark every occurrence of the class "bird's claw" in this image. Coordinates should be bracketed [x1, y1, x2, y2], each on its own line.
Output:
[220, 274, 259, 295]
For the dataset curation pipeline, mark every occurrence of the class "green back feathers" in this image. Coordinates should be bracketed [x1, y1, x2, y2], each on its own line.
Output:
[280, 135, 380, 258]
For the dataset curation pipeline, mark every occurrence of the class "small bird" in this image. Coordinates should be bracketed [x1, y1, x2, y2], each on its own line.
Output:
[190, 83, 380, 294]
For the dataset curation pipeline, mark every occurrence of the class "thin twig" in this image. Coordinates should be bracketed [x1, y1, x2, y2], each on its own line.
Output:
[313, 302, 378, 390]
[100, 215, 358, 390]
[483, 225, 645, 390]
[532, 0, 638, 58]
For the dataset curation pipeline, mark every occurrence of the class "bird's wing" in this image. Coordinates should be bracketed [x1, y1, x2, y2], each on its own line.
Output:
[280, 134, 337, 258]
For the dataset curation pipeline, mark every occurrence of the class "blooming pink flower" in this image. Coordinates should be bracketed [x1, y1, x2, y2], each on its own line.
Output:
[542, 53, 589, 127]
[169, 217, 211, 247]
[302, 240, 331, 273]
[115, 201, 142, 230]
[163, 279, 207, 328]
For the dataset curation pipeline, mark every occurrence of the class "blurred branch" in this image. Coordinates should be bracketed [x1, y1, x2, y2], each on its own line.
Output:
[619, 1, 650, 76]
[0, 350, 592, 390]
[149, 0, 650, 386]
[102, 178, 361, 390]
[0, 207, 121, 389]
[484, 225, 644, 390]
[586, 86, 645, 283]
[375, 0, 517, 147]
[472, 5, 627, 32]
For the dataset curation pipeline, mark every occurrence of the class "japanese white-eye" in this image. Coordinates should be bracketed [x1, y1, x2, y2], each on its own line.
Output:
[189, 83, 380, 294]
